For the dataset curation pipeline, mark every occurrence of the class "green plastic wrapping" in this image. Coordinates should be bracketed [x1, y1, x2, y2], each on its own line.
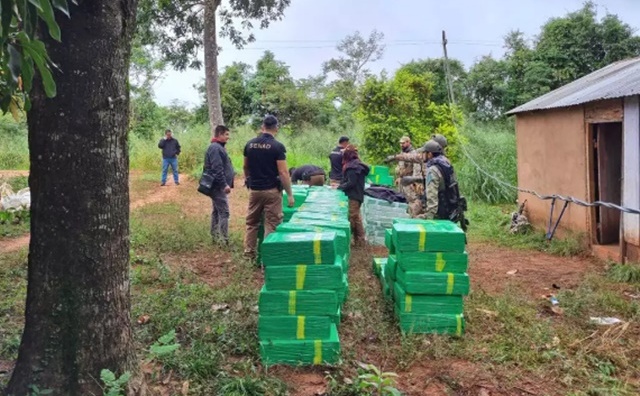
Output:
[392, 220, 466, 253]
[395, 267, 470, 295]
[372, 257, 387, 278]
[259, 315, 333, 341]
[283, 206, 298, 222]
[369, 165, 390, 177]
[393, 282, 463, 315]
[297, 202, 348, 215]
[380, 265, 391, 300]
[366, 174, 394, 186]
[385, 229, 395, 254]
[291, 211, 346, 223]
[395, 251, 468, 273]
[260, 323, 340, 366]
[264, 259, 345, 291]
[283, 189, 308, 208]
[287, 217, 351, 243]
[261, 232, 338, 266]
[276, 223, 349, 261]
[384, 255, 397, 281]
[395, 309, 465, 336]
[259, 286, 340, 317]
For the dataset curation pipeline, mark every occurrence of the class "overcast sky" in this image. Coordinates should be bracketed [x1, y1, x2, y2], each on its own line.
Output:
[153, 0, 640, 107]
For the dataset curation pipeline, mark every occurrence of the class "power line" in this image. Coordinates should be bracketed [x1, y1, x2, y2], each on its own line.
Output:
[236, 39, 503, 51]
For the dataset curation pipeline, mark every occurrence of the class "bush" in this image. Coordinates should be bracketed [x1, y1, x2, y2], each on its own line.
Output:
[457, 120, 517, 204]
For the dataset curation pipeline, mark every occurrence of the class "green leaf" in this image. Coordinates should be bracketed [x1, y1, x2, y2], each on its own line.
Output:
[100, 368, 116, 383]
[20, 56, 35, 92]
[28, 0, 44, 12]
[36, 0, 61, 41]
[0, 0, 13, 38]
[23, 42, 56, 97]
[7, 44, 22, 83]
[157, 329, 176, 345]
[51, 0, 69, 17]
[149, 343, 180, 356]
[117, 372, 132, 385]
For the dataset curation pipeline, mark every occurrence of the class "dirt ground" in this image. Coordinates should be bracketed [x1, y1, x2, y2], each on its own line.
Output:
[1, 171, 605, 395]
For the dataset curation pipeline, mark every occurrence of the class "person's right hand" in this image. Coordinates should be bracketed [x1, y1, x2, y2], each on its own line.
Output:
[224, 186, 231, 194]
[287, 196, 295, 208]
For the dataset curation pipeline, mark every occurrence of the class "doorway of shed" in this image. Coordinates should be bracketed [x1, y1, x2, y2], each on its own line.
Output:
[590, 122, 623, 249]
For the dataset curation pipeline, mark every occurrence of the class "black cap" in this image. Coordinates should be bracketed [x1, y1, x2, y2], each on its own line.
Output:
[263, 115, 279, 129]
[338, 136, 350, 144]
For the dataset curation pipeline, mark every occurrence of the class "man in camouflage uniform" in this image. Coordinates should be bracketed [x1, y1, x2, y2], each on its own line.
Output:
[431, 133, 449, 163]
[385, 137, 425, 217]
[419, 140, 460, 219]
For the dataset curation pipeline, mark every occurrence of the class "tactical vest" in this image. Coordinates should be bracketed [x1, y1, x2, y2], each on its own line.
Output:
[427, 156, 460, 220]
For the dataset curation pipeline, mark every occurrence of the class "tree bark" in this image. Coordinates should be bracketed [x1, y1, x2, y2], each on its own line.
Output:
[6, 1, 141, 395]
[204, 0, 225, 130]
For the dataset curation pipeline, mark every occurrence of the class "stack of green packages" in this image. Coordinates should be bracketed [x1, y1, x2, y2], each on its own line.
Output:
[382, 219, 469, 336]
[365, 165, 394, 186]
[283, 185, 309, 222]
[259, 187, 350, 366]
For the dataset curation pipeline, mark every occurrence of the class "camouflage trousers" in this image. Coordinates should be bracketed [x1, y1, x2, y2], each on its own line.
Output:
[402, 184, 424, 218]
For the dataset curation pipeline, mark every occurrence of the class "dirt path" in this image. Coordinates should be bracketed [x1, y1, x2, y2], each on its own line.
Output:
[0, 173, 188, 255]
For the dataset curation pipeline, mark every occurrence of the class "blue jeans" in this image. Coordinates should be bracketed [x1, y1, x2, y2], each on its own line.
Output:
[161, 157, 179, 184]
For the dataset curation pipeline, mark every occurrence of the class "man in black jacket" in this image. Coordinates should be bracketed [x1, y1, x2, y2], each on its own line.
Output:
[329, 136, 350, 185]
[338, 145, 370, 248]
[158, 129, 181, 186]
[204, 125, 235, 244]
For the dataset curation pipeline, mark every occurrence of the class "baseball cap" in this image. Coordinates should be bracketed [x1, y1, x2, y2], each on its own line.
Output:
[263, 115, 279, 129]
[338, 136, 350, 144]
[399, 136, 410, 144]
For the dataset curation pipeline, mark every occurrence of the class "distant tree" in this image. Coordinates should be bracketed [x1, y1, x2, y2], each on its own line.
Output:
[323, 30, 385, 105]
[137, 0, 291, 130]
[400, 58, 467, 105]
[357, 69, 462, 164]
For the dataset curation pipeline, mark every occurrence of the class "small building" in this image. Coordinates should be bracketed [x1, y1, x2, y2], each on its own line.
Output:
[507, 57, 640, 263]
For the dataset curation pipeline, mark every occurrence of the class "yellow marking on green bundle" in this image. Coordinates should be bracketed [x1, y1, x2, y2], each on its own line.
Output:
[288, 291, 296, 315]
[313, 340, 322, 364]
[417, 224, 427, 251]
[405, 294, 412, 313]
[314, 233, 322, 264]
[296, 265, 307, 290]
[435, 252, 446, 272]
[297, 316, 306, 339]
[446, 273, 455, 295]
[456, 315, 462, 336]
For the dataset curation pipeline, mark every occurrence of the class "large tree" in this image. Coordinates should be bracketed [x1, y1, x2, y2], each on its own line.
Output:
[322, 30, 385, 106]
[137, 0, 290, 130]
[6, 1, 141, 394]
[399, 58, 467, 105]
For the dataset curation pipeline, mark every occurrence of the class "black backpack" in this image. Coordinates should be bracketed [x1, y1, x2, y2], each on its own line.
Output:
[429, 157, 461, 220]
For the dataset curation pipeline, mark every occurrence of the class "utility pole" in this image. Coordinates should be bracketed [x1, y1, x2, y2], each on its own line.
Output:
[441, 30, 456, 106]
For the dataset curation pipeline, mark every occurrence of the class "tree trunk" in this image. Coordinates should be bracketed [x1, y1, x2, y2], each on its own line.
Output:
[6, 1, 141, 395]
[204, 0, 225, 130]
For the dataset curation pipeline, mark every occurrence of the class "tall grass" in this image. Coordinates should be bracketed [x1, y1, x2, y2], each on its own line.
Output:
[457, 121, 518, 204]
[0, 114, 29, 170]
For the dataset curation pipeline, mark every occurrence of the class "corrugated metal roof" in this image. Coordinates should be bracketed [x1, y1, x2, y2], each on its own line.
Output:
[506, 56, 640, 115]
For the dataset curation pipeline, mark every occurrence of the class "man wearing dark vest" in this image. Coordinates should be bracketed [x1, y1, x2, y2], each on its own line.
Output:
[329, 136, 350, 185]
[243, 115, 295, 259]
[289, 165, 326, 186]
[204, 125, 235, 245]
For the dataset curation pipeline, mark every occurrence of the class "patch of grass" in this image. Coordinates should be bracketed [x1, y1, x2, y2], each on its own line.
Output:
[130, 202, 212, 253]
[468, 200, 589, 256]
[0, 250, 27, 364]
[0, 176, 28, 190]
[608, 263, 640, 284]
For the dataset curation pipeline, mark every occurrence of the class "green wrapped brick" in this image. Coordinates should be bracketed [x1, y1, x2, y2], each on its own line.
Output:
[392, 220, 466, 253]
[372, 257, 387, 278]
[366, 174, 394, 186]
[265, 259, 345, 291]
[283, 206, 298, 222]
[259, 315, 333, 341]
[393, 283, 463, 315]
[291, 211, 346, 223]
[283, 189, 308, 208]
[260, 323, 341, 366]
[259, 286, 339, 317]
[385, 229, 395, 254]
[383, 255, 397, 281]
[288, 218, 351, 242]
[395, 267, 470, 295]
[396, 251, 468, 273]
[261, 232, 338, 266]
[369, 165, 390, 177]
[276, 223, 349, 260]
[395, 309, 465, 336]
[380, 266, 391, 300]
